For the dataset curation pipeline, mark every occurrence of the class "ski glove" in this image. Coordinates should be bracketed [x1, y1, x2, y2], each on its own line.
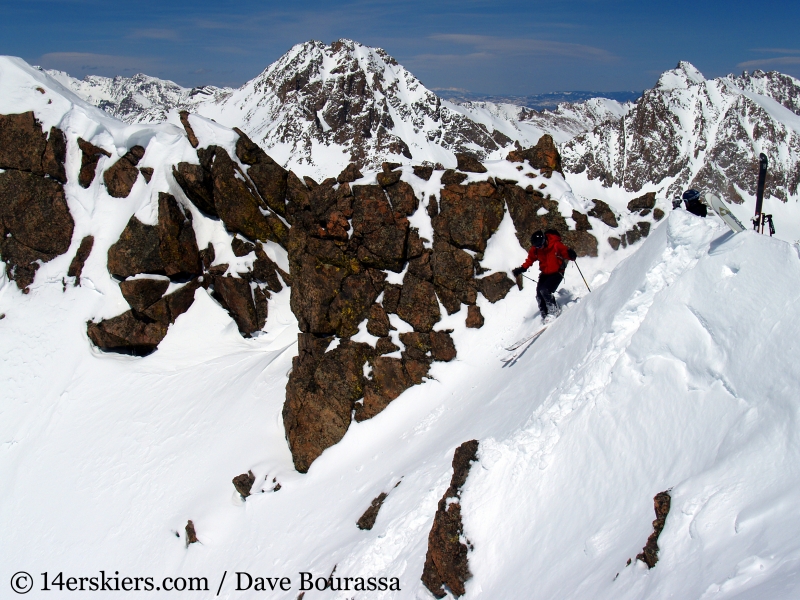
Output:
[512, 267, 525, 277]
[567, 248, 577, 261]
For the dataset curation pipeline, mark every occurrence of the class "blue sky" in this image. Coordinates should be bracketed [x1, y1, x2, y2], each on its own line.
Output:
[2, 0, 799, 94]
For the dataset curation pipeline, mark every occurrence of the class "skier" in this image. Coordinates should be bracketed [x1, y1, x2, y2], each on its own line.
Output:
[681, 189, 707, 217]
[512, 229, 577, 321]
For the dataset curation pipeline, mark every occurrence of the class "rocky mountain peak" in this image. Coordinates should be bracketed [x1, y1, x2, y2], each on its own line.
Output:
[655, 61, 707, 90]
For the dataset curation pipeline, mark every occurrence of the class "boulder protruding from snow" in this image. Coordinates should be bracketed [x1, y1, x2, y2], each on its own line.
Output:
[421, 440, 479, 598]
[232, 470, 256, 499]
[103, 145, 145, 198]
[506, 134, 563, 175]
[636, 490, 671, 568]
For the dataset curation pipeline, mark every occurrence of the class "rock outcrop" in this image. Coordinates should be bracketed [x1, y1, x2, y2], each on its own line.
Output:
[103, 145, 145, 198]
[636, 491, 671, 569]
[0, 113, 73, 290]
[421, 440, 479, 598]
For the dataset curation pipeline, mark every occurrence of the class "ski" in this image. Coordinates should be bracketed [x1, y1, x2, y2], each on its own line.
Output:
[753, 153, 768, 233]
[502, 326, 548, 365]
[707, 193, 746, 233]
[505, 326, 548, 351]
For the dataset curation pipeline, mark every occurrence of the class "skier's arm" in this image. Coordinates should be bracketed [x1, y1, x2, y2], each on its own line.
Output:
[513, 247, 538, 275]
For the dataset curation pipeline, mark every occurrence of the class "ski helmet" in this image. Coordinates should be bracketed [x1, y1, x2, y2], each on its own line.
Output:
[530, 230, 546, 248]
[682, 189, 701, 202]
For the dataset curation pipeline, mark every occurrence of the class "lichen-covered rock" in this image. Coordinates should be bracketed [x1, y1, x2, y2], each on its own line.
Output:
[397, 273, 440, 332]
[506, 134, 563, 175]
[0, 112, 66, 180]
[211, 147, 288, 247]
[337, 162, 363, 184]
[588, 199, 619, 227]
[119, 277, 170, 313]
[172, 149, 216, 216]
[355, 356, 413, 421]
[421, 440, 479, 598]
[430, 241, 476, 314]
[157, 193, 201, 278]
[212, 275, 260, 335]
[283, 336, 374, 473]
[435, 181, 504, 253]
[234, 128, 289, 218]
[0, 169, 74, 289]
[636, 491, 671, 568]
[455, 153, 487, 173]
[103, 145, 145, 198]
[179, 110, 199, 148]
[477, 272, 514, 303]
[67, 235, 94, 285]
[385, 181, 418, 217]
[351, 185, 408, 272]
[87, 311, 169, 355]
[232, 470, 256, 499]
[107, 217, 164, 278]
[366, 303, 392, 337]
[77, 138, 111, 188]
[465, 305, 484, 328]
[628, 191, 657, 212]
[413, 165, 433, 181]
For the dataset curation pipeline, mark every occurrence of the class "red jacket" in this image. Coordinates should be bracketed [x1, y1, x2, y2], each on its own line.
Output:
[521, 232, 571, 275]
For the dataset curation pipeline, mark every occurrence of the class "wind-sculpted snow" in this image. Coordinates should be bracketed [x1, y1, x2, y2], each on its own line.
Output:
[562, 61, 800, 215]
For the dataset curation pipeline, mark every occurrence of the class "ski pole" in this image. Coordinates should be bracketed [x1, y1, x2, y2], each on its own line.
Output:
[574, 261, 591, 292]
[522, 274, 537, 283]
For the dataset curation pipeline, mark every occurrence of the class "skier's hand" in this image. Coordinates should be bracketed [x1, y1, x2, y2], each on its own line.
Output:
[567, 248, 577, 261]
[512, 267, 524, 277]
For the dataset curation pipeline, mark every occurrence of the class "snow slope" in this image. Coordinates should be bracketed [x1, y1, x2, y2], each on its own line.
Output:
[4, 55, 800, 599]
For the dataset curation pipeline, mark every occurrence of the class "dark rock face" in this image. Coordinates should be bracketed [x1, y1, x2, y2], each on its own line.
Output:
[0, 112, 67, 182]
[180, 110, 200, 148]
[477, 272, 514, 303]
[88, 279, 201, 354]
[139, 167, 154, 183]
[157, 193, 202, 278]
[77, 138, 111, 188]
[212, 275, 260, 335]
[588, 199, 618, 228]
[283, 336, 374, 472]
[356, 356, 413, 421]
[107, 194, 201, 280]
[232, 470, 256, 498]
[0, 169, 74, 290]
[506, 134, 563, 175]
[103, 145, 145, 198]
[413, 165, 433, 181]
[435, 181, 504, 253]
[234, 128, 289, 218]
[337, 163, 363, 184]
[397, 274, 440, 331]
[421, 440, 479, 598]
[185, 520, 198, 546]
[356, 492, 388, 530]
[502, 182, 598, 258]
[628, 192, 656, 212]
[107, 217, 164, 278]
[172, 153, 216, 217]
[67, 235, 94, 285]
[211, 147, 288, 246]
[179, 111, 199, 148]
[119, 277, 170, 313]
[636, 491, 671, 568]
[455, 153, 487, 173]
[465, 305, 484, 328]
[87, 310, 169, 355]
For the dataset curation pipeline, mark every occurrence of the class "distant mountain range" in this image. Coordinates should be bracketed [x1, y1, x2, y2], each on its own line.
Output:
[43, 42, 800, 205]
[433, 90, 642, 111]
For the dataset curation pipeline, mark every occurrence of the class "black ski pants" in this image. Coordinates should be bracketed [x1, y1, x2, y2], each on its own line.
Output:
[536, 272, 563, 317]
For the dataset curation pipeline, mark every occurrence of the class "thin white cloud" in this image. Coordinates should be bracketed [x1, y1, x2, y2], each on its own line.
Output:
[38, 52, 158, 73]
[738, 56, 800, 69]
[129, 28, 179, 41]
[428, 33, 615, 61]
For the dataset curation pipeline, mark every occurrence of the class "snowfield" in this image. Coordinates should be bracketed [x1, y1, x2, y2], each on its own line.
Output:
[3, 54, 800, 599]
